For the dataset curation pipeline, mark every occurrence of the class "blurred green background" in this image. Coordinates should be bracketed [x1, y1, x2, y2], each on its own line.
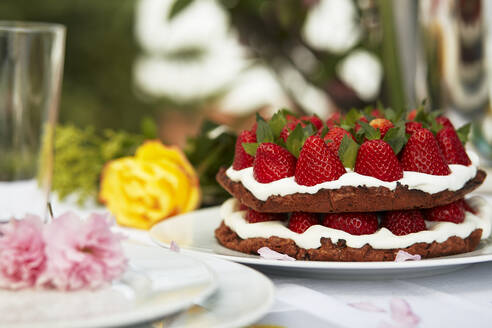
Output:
[0, 0, 154, 133]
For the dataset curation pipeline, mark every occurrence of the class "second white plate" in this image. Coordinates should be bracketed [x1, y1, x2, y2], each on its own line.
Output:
[150, 206, 492, 279]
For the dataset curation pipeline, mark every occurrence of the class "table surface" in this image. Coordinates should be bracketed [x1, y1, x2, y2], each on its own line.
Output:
[115, 196, 492, 328]
[2, 185, 492, 328]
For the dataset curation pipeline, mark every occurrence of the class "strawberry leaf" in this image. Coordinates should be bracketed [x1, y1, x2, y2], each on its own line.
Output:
[358, 121, 381, 140]
[341, 108, 362, 128]
[384, 107, 404, 123]
[268, 111, 287, 138]
[279, 108, 297, 118]
[383, 122, 407, 154]
[319, 126, 329, 139]
[286, 123, 310, 158]
[302, 124, 316, 137]
[362, 106, 375, 120]
[338, 134, 360, 169]
[256, 120, 274, 143]
[242, 142, 259, 156]
[456, 123, 471, 145]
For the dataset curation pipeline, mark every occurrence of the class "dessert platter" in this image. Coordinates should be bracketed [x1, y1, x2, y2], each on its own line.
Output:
[151, 107, 492, 277]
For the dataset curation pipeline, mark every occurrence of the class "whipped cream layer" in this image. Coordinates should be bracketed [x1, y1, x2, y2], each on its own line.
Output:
[226, 152, 479, 202]
[220, 197, 491, 250]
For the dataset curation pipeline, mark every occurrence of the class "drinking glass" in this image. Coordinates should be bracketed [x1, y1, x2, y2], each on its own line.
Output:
[0, 21, 65, 220]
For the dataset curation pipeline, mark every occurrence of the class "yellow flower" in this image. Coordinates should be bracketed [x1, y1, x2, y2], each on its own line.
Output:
[99, 140, 200, 229]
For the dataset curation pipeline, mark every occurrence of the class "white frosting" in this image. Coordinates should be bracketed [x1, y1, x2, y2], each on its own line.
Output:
[226, 151, 480, 202]
[220, 197, 491, 250]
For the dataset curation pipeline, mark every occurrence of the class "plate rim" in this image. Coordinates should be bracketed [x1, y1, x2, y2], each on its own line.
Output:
[9, 242, 219, 328]
[149, 205, 492, 270]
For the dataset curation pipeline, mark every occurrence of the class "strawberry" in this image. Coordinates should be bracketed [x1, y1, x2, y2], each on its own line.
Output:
[371, 108, 384, 118]
[354, 139, 403, 182]
[295, 135, 346, 186]
[322, 212, 379, 235]
[326, 112, 341, 128]
[369, 118, 394, 138]
[245, 209, 285, 223]
[424, 200, 465, 223]
[280, 121, 303, 142]
[324, 127, 355, 154]
[251, 122, 258, 134]
[300, 115, 323, 130]
[407, 109, 417, 121]
[239, 203, 249, 211]
[436, 126, 472, 165]
[436, 116, 455, 129]
[253, 143, 296, 183]
[460, 199, 477, 214]
[354, 117, 369, 133]
[382, 210, 426, 236]
[400, 128, 451, 175]
[288, 212, 319, 233]
[232, 130, 257, 170]
[405, 121, 423, 135]
[285, 113, 298, 122]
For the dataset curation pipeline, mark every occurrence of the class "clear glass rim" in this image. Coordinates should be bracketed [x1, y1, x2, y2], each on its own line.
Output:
[0, 21, 65, 34]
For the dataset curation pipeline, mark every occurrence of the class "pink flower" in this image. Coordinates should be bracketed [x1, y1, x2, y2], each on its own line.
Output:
[0, 215, 46, 289]
[38, 212, 127, 290]
[257, 247, 296, 261]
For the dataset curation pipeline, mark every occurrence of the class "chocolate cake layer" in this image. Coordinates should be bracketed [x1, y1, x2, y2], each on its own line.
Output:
[216, 168, 486, 213]
[215, 221, 482, 261]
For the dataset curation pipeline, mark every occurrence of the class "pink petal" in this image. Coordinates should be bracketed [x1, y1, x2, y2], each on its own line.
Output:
[170, 241, 180, 253]
[348, 302, 386, 312]
[390, 298, 420, 326]
[395, 250, 421, 262]
[257, 247, 295, 261]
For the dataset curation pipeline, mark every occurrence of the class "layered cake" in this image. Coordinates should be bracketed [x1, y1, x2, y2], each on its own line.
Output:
[215, 108, 491, 261]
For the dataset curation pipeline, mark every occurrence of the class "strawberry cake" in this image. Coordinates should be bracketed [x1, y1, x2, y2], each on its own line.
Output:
[215, 109, 491, 261]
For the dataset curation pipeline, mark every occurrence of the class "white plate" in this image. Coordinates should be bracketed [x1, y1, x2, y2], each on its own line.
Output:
[2, 242, 218, 328]
[153, 255, 275, 328]
[150, 206, 492, 279]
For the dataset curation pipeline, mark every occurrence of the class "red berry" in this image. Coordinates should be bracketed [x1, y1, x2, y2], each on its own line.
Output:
[382, 210, 426, 236]
[253, 143, 296, 183]
[239, 203, 249, 211]
[400, 128, 451, 175]
[369, 118, 394, 138]
[424, 200, 465, 223]
[288, 212, 319, 233]
[407, 109, 417, 121]
[295, 136, 346, 186]
[326, 112, 341, 128]
[436, 126, 471, 165]
[371, 109, 384, 118]
[354, 117, 369, 133]
[300, 115, 323, 130]
[436, 116, 455, 129]
[251, 122, 258, 134]
[232, 130, 257, 170]
[245, 209, 285, 223]
[323, 127, 355, 154]
[285, 114, 298, 122]
[322, 212, 379, 235]
[280, 121, 304, 142]
[460, 199, 477, 214]
[354, 139, 404, 182]
[405, 121, 423, 135]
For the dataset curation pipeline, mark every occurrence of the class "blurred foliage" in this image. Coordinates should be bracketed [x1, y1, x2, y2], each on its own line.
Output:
[170, 0, 406, 112]
[184, 121, 236, 207]
[0, 0, 157, 132]
[52, 124, 147, 204]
